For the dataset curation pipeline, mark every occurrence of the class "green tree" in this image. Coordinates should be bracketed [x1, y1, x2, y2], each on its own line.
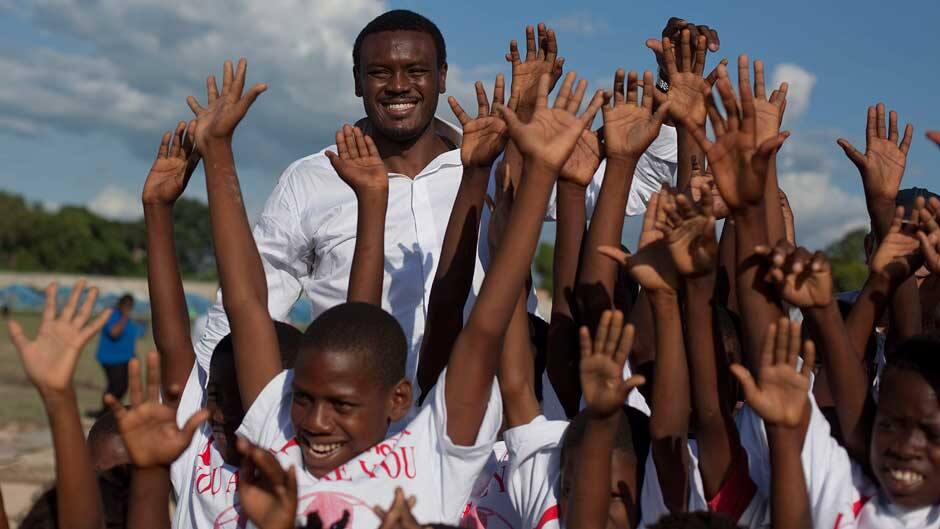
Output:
[533, 242, 554, 294]
[825, 228, 869, 292]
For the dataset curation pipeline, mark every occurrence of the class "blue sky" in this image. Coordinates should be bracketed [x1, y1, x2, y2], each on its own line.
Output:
[1, 0, 938, 249]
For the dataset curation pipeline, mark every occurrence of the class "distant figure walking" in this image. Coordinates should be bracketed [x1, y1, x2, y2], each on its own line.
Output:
[89, 294, 144, 417]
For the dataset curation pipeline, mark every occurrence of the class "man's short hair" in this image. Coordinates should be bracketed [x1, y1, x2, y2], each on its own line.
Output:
[887, 334, 940, 396]
[210, 321, 303, 372]
[302, 302, 407, 388]
[352, 9, 446, 73]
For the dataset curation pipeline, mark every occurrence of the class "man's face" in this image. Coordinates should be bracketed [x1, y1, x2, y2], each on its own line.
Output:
[870, 368, 940, 508]
[355, 30, 446, 143]
[290, 348, 411, 478]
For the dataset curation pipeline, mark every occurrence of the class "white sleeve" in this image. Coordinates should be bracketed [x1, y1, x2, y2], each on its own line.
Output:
[235, 369, 294, 449]
[735, 393, 860, 529]
[504, 416, 569, 529]
[423, 369, 504, 523]
[169, 365, 207, 495]
[193, 167, 310, 373]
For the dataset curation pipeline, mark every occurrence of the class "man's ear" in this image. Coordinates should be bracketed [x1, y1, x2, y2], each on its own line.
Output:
[353, 66, 363, 98]
[438, 62, 448, 94]
[388, 379, 414, 422]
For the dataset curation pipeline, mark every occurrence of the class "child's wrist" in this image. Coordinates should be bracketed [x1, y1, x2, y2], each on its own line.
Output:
[40, 386, 78, 411]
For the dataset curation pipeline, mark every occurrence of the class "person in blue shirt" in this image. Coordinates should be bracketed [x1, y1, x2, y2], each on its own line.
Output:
[91, 294, 145, 417]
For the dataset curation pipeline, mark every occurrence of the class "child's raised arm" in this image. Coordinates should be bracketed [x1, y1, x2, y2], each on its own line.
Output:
[444, 72, 605, 446]
[415, 75, 507, 399]
[142, 122, 201, 404]
[8, 281, 112, 529]
[566, 311, 645, 529]
[729, 319, 814, 529]
[325, 125, 389, 306]
[601, 190, 689, 512]
[105, 352, 208, 529]
[186, 58, 277, 407]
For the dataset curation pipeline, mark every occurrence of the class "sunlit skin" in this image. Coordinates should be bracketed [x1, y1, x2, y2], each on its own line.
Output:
[870, 368, 940, 508]
[354, 30, 450, 176]
[290, 348, 412, 478]
[559, 449, 638, 529]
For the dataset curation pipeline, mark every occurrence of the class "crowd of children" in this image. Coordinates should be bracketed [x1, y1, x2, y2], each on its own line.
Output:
[3, 9, 940, 529]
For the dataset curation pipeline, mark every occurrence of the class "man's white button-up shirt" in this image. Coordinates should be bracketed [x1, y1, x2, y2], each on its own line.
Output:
[193, 118, 677, 388]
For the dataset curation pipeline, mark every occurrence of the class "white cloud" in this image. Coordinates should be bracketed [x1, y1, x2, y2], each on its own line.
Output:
[771, 63, 816, 123]
[0, 0, 386, 168]
[777, 136, 868, 249]
[548, 12, 609, 37]
[87, 185, 143, 220]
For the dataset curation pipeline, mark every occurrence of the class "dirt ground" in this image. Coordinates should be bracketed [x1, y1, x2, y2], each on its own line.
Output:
[0, 312, 156, 526]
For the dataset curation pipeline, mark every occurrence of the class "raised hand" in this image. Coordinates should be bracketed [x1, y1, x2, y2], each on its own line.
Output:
[751, 60, 788, 145]
[9, 280, 111, 398]
[683, 56, 790, 211]
[374, 488, 421, 529]
[730, 319, 815, 429]
[325, 125, 389, 196]
[603, 69, 672, 162]
[755, 242, 833, 308]
[837, 103, 913, 209]
[142, 121, 201, 206]
[917, 196, 940, 273]
[871, 205, 923, 283]
[448, 75, 508, 168]
[498, 72, 605, 172]
[579, 310, 646, 418]
[689, 156, 729, 219]
[485, 162, 515, 257]
[651, 31, 723, 128]
[505, 23, 564, 117]
[657, 183, 718, 276]
[237, 437, 298, 529]
[187, 58, 267, 147]
[559, 128, 602, 187]
[598, 191, 679, 294]
[105, 352, 208, 468]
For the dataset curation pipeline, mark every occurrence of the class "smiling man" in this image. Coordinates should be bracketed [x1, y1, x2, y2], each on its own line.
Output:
[192, 10, 683, 401]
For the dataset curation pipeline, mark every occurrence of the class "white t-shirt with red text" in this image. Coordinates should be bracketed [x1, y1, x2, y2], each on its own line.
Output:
[235, 368, 502, 529]
[462, 441, 522, 529]
[736, 394, 940, 528]
[504, 416, 569, 529]
[169, 365, 241, 529]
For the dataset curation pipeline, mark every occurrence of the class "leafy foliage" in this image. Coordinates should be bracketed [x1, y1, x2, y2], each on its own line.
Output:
[0, 191, 215, 279]
[824, 228, 869, 292]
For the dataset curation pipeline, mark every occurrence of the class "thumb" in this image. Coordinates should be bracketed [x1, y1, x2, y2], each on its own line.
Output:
[241, 83, 268, 110]
[181, 409, 210, 441]
[651, 101, 672, 127]
[7, 319, 28, 354]
[496, 105, 524, 135]
[729, 364, 759, 401]
[836, 138, 865, 167]
[597, 245, 631, 266]
[645, 38, 664, 57]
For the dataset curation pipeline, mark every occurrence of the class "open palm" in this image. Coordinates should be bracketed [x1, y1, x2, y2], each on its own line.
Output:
[837, 103, 913, 205]
[560, 128, 601, 186]
[187, 58, 267, 146]
[142, 122, 200, 206]
[603, 70, 671, 162]
[505, 23, 564, 115]
[450, 75, 508, 168]
[9, 281, 111, 396]
[660, 191, 717, 277]
[579, 311, 644, 417]
[237, 438, 298, 529]
[326, 125, 388, 195]
[730, 319, 815, 428]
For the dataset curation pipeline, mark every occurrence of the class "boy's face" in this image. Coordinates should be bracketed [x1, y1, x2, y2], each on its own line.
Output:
[559, 448, 638, 529]
[871, 368, 940, 508]
[355, 30, 445, 143]
[290, 348, 412, 478]
[206, 358, 245, 465]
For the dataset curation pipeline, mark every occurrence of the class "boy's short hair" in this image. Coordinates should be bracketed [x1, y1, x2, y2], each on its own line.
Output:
[648, 511, 742, 529]
[211, 320, 303, 371]
[302, 302, 407, 388]
[560, 407, 634, 469]
[352, 9, 446, 73]
[887, 334, 940, 395]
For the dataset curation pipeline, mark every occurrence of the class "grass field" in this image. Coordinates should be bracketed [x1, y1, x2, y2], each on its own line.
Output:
[0, 312, 156, 427]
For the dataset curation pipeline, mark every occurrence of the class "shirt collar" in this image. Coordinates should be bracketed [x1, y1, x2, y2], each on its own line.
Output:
[352, 116, 463, 179]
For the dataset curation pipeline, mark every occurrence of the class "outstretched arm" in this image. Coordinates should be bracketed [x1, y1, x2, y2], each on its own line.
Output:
[142, 122, 201, 404]
[445, 72, 605, 445]
[416, 76, 506, 399]
[566, 311, 645, 529]
[187, 58, 278, 408]
[9, 281, 113, 529]
[325, 124, 390, 305]
[106, 352, 208, 529]
[729, 320, 814, 529]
